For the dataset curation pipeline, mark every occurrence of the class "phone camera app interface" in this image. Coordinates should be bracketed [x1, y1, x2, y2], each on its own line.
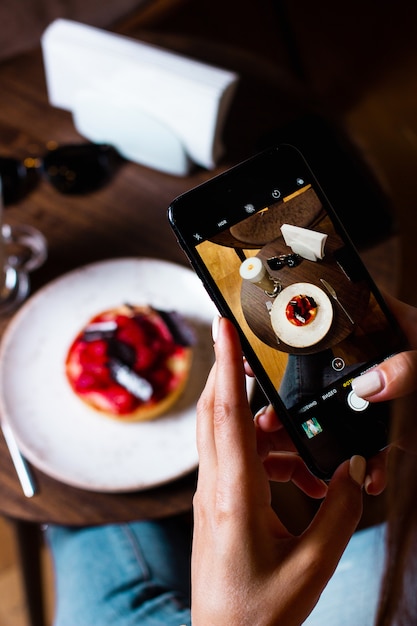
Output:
[194, 182, 402, 440]
[302, 417, 323, 439]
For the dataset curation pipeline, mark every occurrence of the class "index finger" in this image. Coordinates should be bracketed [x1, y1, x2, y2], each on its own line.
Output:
[301, 457, 365, 581]
[211, 318, 259, 472]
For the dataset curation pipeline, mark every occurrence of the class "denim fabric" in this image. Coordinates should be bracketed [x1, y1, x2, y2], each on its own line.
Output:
[46, 517, 385, 626]
[304, 523, 386, 625]
[279, 351, 359, 409]
[45, 516, 192, 626]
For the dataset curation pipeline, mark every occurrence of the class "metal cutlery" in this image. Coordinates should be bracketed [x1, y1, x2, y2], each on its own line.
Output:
[320, 278, 355, 324]
[1, 421, 37, 497]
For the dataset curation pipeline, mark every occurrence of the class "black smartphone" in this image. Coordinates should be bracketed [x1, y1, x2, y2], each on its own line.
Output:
[168, 144, 408, 480]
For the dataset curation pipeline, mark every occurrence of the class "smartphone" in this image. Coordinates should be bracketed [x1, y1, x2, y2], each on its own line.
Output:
[168, 144, 408, 480]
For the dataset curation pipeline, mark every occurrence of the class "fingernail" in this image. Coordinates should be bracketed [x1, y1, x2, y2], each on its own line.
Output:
[253, 405, 268, 423]
[349, 455, 366, 486]
[352, 370, 384, 399]
[211, 315, 220, 343]
[364, 474, 372, 495]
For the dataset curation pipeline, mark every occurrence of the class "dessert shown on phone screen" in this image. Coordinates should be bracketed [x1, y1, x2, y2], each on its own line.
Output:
[168, 144, 408, 478]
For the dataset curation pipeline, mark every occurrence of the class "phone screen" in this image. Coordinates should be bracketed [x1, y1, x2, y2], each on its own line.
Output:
[168, 144, 407, 477]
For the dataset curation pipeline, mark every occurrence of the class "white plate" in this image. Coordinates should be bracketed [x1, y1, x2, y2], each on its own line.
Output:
[270, 282, 333, 348]
[0, 258, 217, 492]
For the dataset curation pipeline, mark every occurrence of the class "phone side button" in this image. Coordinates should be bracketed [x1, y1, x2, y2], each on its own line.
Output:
[347, 390, 370, 412]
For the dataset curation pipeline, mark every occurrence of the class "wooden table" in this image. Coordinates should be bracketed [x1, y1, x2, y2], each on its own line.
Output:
[0, 48, 207, 527]
[0, 29, 302, 625]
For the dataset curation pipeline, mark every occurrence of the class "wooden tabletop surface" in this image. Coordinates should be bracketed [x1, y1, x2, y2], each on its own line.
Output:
[0, 27, 301, 525]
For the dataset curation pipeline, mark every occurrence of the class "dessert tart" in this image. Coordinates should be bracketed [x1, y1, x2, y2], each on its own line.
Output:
[65, 304, 194, 421]
[286, 294, 318, 326]
[270, 282, 333, 349]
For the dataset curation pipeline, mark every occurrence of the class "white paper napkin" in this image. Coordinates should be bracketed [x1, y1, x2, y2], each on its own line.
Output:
[41, 19, 239, 175]
[280, 224, 328, 261]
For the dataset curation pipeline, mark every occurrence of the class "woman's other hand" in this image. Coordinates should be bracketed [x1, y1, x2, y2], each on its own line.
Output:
[352, 296, 417, 402]
[191, 317, 366, 626]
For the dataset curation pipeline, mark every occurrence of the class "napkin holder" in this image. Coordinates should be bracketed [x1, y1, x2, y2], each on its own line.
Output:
[41, 19, 239, 175]
[280, 224, 328, 262]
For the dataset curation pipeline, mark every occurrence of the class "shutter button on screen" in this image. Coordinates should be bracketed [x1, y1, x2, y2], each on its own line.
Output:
[347, 390, 369, 412]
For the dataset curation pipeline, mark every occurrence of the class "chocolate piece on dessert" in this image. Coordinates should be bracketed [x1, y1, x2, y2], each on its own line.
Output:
[155, 309, 197, 347]
[107, 337, 136, 367]
[108, 359, 153, 401]
[82, 320, 117, 341]
[65, 304, 194, 422]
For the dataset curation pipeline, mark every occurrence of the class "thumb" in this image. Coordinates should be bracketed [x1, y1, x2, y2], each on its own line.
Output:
[303, 456, 365, 579]
[351, 351, 417, 402]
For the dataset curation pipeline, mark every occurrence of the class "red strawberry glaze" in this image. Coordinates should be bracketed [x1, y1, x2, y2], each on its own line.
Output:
[65, 306, 193, 420]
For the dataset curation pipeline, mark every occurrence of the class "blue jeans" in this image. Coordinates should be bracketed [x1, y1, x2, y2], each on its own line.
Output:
[45, 515, 192, 626]
[279, 351, 359, 409]
[303, 523, 386, 625]
[46, 518, 385, 626]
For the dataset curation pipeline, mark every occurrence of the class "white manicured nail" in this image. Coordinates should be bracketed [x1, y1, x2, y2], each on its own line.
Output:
[211, 315, 220, 343]
[352, 370, 383, 398]
[349, 455, 366, 486]
[253, 405, 268, 423]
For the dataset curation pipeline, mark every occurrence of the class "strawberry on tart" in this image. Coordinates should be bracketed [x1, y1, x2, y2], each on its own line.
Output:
[65, 304, 195, 421]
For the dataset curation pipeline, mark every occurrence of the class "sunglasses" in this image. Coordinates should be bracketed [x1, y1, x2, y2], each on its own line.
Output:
[266, 253, 302, 271]
[0, 142, 125, 206]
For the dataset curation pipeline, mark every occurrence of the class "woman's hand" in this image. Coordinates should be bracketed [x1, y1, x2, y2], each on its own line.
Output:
[191, 317, 366, 626]
[351, 295, 417, 402]
[349, 295, 417, 494]
[256, 295, 417, 497]
[254, 402, 390, 496]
